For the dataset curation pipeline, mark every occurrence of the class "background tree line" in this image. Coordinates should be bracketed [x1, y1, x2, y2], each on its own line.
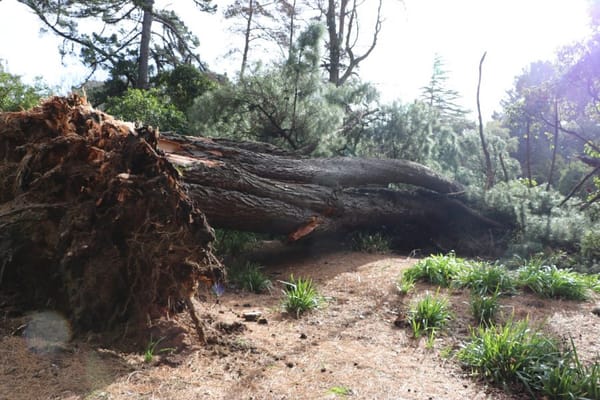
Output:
[1, 0, 599, 270]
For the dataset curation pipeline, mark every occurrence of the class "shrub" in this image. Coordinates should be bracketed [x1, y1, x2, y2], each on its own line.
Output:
[403, 253, 466, 287]
[282, 275, 321, 317]
[406, 291, 452, 338]
[454, 262, 516, 296]
[581, 230, 600, 262]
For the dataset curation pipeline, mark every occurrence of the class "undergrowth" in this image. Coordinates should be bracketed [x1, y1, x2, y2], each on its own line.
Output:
[458, 320, 600, 399]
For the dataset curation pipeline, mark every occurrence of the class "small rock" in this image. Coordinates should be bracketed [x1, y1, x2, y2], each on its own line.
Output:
[286, 362, 294, 368]
[257, 318, 268, 325]
[299, 333, 307, 339]
[242, 311, 262, 321]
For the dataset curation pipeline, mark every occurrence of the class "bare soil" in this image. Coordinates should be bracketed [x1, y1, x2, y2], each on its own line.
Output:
[1, 246, 599, 400]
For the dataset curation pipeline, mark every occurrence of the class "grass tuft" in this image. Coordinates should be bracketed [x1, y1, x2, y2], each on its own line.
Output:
[470, 292, 500, 326]
[454, 261, 516, 296]
[407, 291, 452, 338]
[516, 261, 590, 300]
[402, 253, 467, 287]
[230, 261, 272, 293]
[282, 275, 321, 317]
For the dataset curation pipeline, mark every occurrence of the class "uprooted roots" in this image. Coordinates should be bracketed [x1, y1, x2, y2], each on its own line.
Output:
[0, 95, 223, 338]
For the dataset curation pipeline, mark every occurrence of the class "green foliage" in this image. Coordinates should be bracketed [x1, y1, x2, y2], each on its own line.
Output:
[407, 291, 452, 338]
[155, 64, 217, 113]
[104, 88, 187, 131]
[229, 262, 272, 294]
[470, 293, 500, 326]
[213, 229, 259, 257]
[483, 181, 595, 262]
[0, 64, 50, 111]
[458, 319, 563, 396]
[454, 262, 516, 296]
[282, 275, 321, 317]
[403, 253, 467, 287]
[189, 24, 345, 153]
[581, 230, 600, 262]
[516, 260, 591, 301]
[351, 232, 390, 253]
[20, 0, 214, 88]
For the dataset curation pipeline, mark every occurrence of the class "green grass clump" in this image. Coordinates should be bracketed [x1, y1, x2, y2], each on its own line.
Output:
[403, 253, 466, 287]
[460, 322, 600, 399]
[538, 340, 600, 400]
[457, 319, 562, 395]
[470, 293, 500, 326]
[351, 232, 390, 253]
[282, 275, 321, 317]
[230, 262, 272, 293]
[407, 291, 452, 338]
[396, 274, 416, 295]
[454, 262, 516, 296]
[517, 262, 590, 300]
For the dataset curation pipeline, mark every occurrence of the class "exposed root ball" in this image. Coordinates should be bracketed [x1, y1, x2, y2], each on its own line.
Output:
[0, 95, 223, 334]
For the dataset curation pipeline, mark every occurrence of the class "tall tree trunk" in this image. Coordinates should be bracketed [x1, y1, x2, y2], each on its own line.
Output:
[326, 0, 341, 85]
[287, 0, 297, 61]
[546, 99, 559, 191]
[476, 51, 494, 190]
[525, 118, 532, 189]
[239, 0, 254, 79]
[137, 0, 154, 89]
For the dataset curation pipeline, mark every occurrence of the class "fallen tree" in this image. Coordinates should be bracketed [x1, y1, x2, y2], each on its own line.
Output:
[159, 133, 509, 251]
[0, 96, 511, 336]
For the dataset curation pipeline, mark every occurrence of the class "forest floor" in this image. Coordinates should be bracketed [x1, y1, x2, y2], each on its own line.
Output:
[1, 243, 599, 400]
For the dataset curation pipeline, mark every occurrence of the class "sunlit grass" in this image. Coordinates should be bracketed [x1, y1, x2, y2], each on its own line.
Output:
[281, 275, 321, 317]
[407, 291, 452, 338]
[402, 253, 467, 287]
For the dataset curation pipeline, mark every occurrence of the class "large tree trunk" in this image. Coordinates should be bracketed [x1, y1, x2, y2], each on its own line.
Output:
[158, 133, 509, 253]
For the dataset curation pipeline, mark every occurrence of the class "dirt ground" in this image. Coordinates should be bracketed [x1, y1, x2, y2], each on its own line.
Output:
[1, 245, 599, 400]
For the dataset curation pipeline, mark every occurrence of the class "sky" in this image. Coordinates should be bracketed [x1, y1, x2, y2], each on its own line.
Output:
[0, 0, 592, 121]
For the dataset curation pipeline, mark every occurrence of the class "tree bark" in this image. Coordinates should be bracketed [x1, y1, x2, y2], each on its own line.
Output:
[137, 0, 154, 89]
[158, 132, 509, 253]
[476, 51, 495, 190]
